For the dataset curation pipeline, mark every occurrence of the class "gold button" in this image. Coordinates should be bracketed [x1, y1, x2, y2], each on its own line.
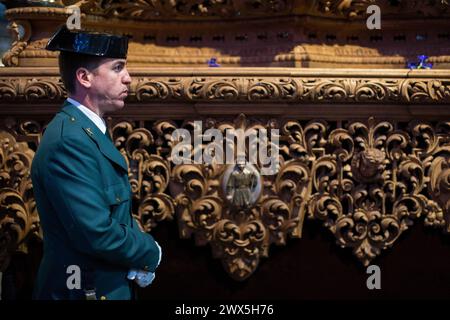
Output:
[100, 296, 107, 300]
[143, 266, 149, 271]
[70, 117, 76, 122]
[116, 197, 121, 202]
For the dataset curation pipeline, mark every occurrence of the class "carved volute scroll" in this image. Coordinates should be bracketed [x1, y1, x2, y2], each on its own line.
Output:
[0, 129, 40, 272]
[110, 120, 176, 232]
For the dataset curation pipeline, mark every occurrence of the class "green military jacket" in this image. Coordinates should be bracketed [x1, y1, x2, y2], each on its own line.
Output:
[31, 101, 160, 300]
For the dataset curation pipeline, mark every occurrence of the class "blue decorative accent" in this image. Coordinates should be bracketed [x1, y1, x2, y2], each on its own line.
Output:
[73, 33, 90, 53]
[207, 57, 220, 67]
[407, 55, 433, 69]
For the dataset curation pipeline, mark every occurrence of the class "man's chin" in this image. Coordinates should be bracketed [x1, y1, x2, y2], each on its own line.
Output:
[113, 101, 126, 110]
[103, 102, 125, 114]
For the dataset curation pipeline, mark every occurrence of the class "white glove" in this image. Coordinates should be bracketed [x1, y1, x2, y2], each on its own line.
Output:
[155, 241, 162, 267]
[135, 270, 155, 288]
[127, 269, 138, 280]
[127, 269, 155, 288]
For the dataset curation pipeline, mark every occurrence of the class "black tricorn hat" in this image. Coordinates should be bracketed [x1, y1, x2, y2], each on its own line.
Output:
[46, 25, 128, 59]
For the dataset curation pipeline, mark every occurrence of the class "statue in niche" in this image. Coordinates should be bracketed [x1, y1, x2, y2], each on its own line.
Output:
[223, 157, 261, 208]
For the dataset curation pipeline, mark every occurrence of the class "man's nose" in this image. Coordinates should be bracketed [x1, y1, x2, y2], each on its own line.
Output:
[123, 68, 132, 84]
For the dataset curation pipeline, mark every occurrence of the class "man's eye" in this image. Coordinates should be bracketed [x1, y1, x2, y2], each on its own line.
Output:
[114, 65, 123, 72]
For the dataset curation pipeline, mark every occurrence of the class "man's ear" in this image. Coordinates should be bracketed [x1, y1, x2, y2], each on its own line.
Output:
[75, 67, 93, 89]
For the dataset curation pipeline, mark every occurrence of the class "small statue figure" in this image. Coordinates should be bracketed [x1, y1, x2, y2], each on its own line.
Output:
[225, 157, 259, 208]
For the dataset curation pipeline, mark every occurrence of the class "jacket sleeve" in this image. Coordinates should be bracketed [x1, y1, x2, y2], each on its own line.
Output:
[41, 134, 160, 272]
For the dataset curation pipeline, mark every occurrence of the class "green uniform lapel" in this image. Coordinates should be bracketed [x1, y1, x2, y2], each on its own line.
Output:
[60, 101, 128, 172]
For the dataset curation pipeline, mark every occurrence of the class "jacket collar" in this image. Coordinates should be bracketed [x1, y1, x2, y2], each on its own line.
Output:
[61, 101, 128, 172]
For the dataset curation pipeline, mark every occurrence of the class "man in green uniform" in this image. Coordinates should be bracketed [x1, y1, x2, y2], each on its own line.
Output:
[31, 26, 161, 300]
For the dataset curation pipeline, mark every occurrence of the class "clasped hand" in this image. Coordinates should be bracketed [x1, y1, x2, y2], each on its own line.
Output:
[127, 269, 155, 288]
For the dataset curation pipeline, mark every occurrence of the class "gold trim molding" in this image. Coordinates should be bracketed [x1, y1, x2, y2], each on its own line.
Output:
[1, 68, 450, 108]
[59, 0, 450, 20]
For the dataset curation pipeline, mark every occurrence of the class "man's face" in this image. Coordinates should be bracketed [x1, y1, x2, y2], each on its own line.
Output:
[89, 58, 131, 114]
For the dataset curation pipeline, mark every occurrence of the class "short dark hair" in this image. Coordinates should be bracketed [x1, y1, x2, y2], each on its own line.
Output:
[58, 52, 103, 94]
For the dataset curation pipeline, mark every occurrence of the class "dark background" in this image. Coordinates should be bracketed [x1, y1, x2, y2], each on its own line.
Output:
[4, 217, 450, 301]
[142, 219, 450, 300]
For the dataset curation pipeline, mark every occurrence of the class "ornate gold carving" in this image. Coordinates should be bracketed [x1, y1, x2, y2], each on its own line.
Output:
[0, 77, 66, 102]
[1, 74, 450, 104]
[428, 155, 450, 231]
[172, 115, 304, 280]
[414, 121, 450, 231]
[0, 130, 39, 272]
[318, 0, 375, 18]
[0, 0, 449, 285]
[0, 79, 19, 101]
[24, 78, 66, 101]
[64, 0, 292, 20]
[305, 117, 449, 266]
[0, 112, 449, 279]
[2, 20, 31, 67]
[57, 0, 450, 20]
[131, 77, 450, 103]
[403, 79, 450, 102]
[110, 120, 176, 232]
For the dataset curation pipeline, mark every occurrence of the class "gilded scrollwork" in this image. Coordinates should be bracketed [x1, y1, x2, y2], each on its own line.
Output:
[411, 121, 450, 231]
[63, 0, 292, 19]
[1, 76, 450, 104]
[171, 115, 304, 280]
[0, 79, 19, 101]
[402, 80, 450, 103]
[0, 111, 450, 279]
[24, 78, 66, 101]
[51, 0, 450, 20]
[188, 78, 241, 100]
[135, 79, 171, 101]
[318, 0, 375, 18]
[429, 155, 450, 231]
[303, 118, 449, 266]
[248, 78, 299, 100]
[0, 130, 40, 272]
[111, 121, 175, 232]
